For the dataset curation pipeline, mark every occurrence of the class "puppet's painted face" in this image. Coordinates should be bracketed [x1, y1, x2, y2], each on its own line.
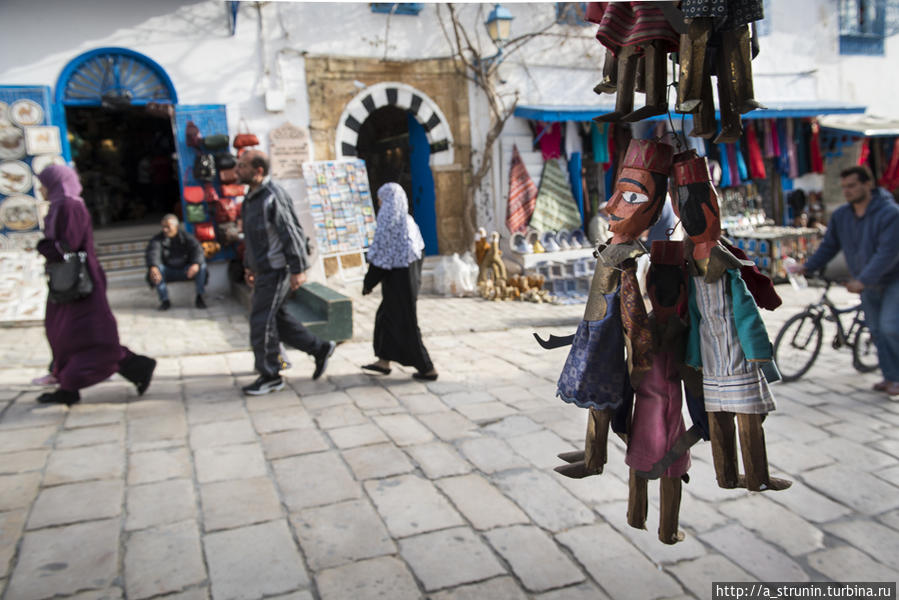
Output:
[671, 153, 721, 258]
[607, 139, 673, 244]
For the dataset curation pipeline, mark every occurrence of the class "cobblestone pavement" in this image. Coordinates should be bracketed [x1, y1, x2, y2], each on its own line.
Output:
[0, 280, 897, 600]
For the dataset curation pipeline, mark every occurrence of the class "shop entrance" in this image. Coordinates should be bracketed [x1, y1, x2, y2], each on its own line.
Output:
[356, 105, 439, 255]
[65, 105, 179, 229]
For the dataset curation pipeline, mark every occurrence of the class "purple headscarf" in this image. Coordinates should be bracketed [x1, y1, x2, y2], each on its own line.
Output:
[38, 164, 83, 237]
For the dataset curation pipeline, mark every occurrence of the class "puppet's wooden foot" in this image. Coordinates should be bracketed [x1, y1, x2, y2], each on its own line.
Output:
[659, 476, 685, 544]
[627, 469, 648, 530]
[738, 413, 792, 492]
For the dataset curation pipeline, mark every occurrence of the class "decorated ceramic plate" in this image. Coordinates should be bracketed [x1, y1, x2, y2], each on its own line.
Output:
[0, 102, 8, 123]
[10, 99, 43, 127]
[0, 195, 40, 231]
[30, 154, 66, 175]
[0, 160, 32, 195]
[0, 124, 25, 160]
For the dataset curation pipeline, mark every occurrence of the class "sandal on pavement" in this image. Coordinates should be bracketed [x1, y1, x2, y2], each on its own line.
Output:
[362, 363, 391, 375]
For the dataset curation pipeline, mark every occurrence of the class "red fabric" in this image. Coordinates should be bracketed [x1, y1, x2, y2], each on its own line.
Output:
[593, 2, 679, 55]
[745, 122, 766, 180]
[537, 122, 562, 160]
[722, 241, 782, 311]
[810, 120, 825, 174]
[857, 138, 870, 166]
[768, 119, 780, 158]
[878, 138, 899, 191]
[506, 145, 538, 233]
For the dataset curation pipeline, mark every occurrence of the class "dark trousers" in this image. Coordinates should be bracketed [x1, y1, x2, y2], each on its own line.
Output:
[250, 268, 324, 378]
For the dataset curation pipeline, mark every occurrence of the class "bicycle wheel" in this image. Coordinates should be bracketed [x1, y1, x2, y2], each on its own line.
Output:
[773, 312, 823, 382]
[852, 324, 879, 373]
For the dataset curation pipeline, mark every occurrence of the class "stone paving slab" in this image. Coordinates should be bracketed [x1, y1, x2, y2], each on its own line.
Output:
[0, 283, 897, 599]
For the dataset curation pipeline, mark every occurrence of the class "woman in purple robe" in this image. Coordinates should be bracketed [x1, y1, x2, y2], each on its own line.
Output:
[35, 164, 156, 406]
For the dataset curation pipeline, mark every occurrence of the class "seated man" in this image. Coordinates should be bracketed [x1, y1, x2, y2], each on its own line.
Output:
[146, 214, 208, 310]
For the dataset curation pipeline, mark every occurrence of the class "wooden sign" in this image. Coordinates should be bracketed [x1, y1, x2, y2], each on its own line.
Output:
[269, 122, 310, 180]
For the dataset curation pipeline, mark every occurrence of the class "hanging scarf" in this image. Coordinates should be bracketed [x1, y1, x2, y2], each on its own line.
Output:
[38, 164, 85, 239]
[746, 121, 767, 180]
[857, 138, 870, 167]
[537, 122, 562, 160]
[785, 118, 799, 178]
[810, 120, 825, 174]
[591, 122, 610, 164]
[734, 143, 749, 182]
[367, 183, 424, 269]
[506, 145, 538, 233]
[718, 144, 732, 187]
[762, 119, 776, 159]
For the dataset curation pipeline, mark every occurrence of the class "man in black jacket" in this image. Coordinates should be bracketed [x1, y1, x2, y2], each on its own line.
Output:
[146, 214, 207, 310]
[237, 150, 336, 395]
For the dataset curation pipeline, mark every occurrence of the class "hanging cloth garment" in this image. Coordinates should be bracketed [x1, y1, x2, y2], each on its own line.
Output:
[810, 120, 825, 174]
[528, 158, 583, 232]
[506, 145, 539, 234]
[591, 122, 610, 164]
[878, 138, 899, 191]
[718, 144, 733, 187]
[795, 120, 811, 176]
[537, 122, 562, 160]
[762, 119, 776, 159]
[733, 143, 749, 182]
[857, 138, 870, 167]
[565, 121, 583, 159]
[785, 118, 799, 178]
[745, 121, 767, 180]
[569, 152, 585, 224]
[769, 119, 781, 159]
[776, 120, 790, 175]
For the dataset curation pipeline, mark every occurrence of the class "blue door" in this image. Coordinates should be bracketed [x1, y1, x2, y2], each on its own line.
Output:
[407, 113, 438, 255]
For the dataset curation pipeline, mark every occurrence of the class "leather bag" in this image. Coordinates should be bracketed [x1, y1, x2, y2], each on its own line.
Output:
[46, 244, 93, 303]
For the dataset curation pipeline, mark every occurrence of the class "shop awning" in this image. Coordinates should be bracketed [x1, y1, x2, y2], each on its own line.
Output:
[818, 114, 899, 137]
[514, 101, 867, 123]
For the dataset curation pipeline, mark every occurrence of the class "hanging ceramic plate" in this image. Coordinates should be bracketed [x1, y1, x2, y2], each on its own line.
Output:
[9, 99, 43, 127]
[24, 126, 61, 155]
[0, 102, 8, 123]
[31, 154, 66, 175]
[0, 124, 25, 160]
[0, 160, 32, 195]
[0, 195, 40, 231]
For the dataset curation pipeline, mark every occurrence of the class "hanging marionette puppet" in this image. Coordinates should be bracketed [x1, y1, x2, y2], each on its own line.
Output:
[675, 0, 765, 141]
[586, 2, 680, 123]
[671, 149, 791, 492]
[543, 138, 673, 479]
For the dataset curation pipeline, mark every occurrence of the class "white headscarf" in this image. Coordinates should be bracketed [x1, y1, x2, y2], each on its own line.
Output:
[367, 183, 425, 269]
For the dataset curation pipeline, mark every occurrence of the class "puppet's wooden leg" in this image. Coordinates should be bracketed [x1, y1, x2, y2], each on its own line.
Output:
[659, 476, 686, 544]
[628, 469, 648, 530]
[737, 413, 792, 491]
[708, 411, 743, 489]
[555, 408, 610, 478]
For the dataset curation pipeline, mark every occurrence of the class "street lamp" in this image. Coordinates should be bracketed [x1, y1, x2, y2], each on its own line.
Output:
[475, 4, 513, 80]
[485, 3, 513, 47]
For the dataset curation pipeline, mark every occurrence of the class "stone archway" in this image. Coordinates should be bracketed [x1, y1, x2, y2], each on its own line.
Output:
[335, 82, 454, 166]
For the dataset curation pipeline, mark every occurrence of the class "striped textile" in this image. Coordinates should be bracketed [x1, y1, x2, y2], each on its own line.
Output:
[692, 276, 775, 414]
[594, 2, 679, 55]
[506, 145, 538, 234]
[528, 159, 583, 233]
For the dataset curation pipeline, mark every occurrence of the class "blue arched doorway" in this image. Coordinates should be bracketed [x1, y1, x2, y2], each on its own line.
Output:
[55, 48, 183, 228]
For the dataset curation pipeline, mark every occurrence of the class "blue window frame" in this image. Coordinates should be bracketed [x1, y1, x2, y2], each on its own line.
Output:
[555, 2, 588, 26]
[839, 0, 886, 55]
[370, 3, 423, 16]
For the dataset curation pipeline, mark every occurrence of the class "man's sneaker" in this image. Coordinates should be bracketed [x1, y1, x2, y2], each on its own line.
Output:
[158, 299, 171, 311]
[242, 375, 285, 396]
[195, 294, 207, 309]
[312, 341, 337, 381]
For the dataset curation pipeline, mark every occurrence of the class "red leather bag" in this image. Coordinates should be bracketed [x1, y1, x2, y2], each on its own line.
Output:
[186, 121, 202, 148]
[220, 184, 246, 197]
[193, 223, 216, 242]
[183, 186, 204, 204]
[233, 118, 259, 154]
[212, 197, 239, 223]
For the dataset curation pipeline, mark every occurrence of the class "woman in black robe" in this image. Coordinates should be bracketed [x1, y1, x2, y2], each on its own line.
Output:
[35, 164, 156, 406]
[361, 183, 438, 381]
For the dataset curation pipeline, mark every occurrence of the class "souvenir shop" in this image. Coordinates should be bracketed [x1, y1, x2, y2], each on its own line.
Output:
[502, 102, 866, 286]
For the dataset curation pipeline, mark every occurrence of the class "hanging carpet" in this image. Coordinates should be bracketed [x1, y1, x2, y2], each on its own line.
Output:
[528, 158, 583, 233]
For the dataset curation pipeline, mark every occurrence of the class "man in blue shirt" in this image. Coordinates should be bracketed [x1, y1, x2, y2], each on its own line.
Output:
[799, 166, 899, 397]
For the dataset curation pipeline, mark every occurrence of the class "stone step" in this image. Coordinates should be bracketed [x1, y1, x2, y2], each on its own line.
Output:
[95, 240, 146, 257]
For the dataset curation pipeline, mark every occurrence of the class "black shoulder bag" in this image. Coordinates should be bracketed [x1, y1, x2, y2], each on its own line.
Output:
[46, 242, 94, 303]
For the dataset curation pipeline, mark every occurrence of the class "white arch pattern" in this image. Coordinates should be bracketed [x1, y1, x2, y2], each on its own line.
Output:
[335, 82, 454, 166]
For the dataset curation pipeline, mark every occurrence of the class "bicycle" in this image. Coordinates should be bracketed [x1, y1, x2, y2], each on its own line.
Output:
[772, 277, 879, 382]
